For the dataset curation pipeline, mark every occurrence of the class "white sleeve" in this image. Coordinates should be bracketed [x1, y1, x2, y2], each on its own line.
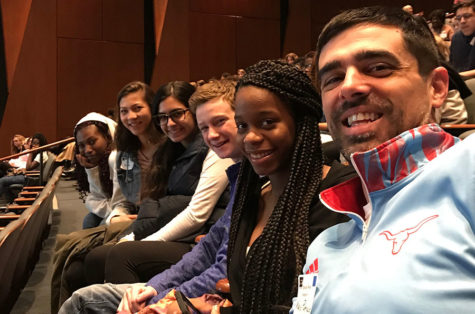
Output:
[84, 166, 112, 218]
[34, 151, 48, 164]
[141, 150, 233, 242]
[105, 150, 136, 225]
[119, 232, 135, 241]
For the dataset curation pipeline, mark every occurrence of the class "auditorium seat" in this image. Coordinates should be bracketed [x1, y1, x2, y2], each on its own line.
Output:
[0, 216, 25, 310]
[0, 166, 63, 312]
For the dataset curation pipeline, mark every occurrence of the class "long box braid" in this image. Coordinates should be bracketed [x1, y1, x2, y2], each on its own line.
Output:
[227, 60, 323, 313]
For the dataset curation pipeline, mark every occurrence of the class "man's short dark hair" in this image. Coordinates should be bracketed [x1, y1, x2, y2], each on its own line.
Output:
[315, 6, 440, 80]
[454, 0, 475, 13]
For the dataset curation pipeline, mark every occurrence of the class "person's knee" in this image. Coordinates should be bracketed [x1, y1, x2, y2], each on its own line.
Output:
[107, 242, 129, 263]
[59, 289, 85, 314]
[60, 283, 133, 313]
[64, 259, 86, 292]
[104, 242, 134, 279]
[84, 245, 113, 284]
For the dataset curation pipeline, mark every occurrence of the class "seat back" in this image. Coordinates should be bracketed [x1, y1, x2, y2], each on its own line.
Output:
[24, 152, 57, 186]
[0, 217, 25, 310]
[463, 78, 475, 123]
[41, 152, 57, 183]
[6, 166, 63, 311]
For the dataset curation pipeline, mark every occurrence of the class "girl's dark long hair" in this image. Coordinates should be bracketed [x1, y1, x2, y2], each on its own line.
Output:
[226, 60, 323, 312]
[142, 81, 197, 199]
[74, 121, 114, 201]
[30, 133, 48, 160]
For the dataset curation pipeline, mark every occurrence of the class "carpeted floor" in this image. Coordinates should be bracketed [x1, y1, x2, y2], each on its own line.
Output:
[10, 179, 87, 314]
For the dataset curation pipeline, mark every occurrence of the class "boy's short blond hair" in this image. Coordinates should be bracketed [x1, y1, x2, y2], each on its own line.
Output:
[189, 79, 236, 113]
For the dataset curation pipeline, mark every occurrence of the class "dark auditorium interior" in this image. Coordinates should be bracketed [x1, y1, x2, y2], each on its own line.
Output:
[0, 0, 473, 313]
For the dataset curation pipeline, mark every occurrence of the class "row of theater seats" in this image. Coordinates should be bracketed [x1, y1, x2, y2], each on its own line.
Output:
[0, 166, 63, 312]
[441, 78, 475, 138]
[7, 152, 58, 203]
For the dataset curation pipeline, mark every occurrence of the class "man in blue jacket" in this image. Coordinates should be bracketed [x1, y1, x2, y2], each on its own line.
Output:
[293, 6, 475, 314]
[59, 79, 242, 313]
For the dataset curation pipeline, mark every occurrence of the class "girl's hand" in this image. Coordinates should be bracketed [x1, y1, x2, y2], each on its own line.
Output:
[76, 154, 96, 168]
[117, 285, 157, 313]
[111, 215, 137, 224]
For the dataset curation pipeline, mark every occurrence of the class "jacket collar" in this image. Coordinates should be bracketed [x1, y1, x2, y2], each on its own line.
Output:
[176, 133, 207, 162]
[320, 124, 458, 221]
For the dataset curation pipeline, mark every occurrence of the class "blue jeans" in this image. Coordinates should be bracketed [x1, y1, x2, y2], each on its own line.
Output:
[82, 212, 104, 229]
[59, 282, 145, 313]
[0, 174, 25, 197]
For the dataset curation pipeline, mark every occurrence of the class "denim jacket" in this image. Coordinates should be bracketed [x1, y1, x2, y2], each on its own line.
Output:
[116, 150, 141, 206]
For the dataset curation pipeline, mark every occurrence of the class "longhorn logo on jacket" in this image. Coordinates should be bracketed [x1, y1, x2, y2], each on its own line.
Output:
[379, 215, 439, 255]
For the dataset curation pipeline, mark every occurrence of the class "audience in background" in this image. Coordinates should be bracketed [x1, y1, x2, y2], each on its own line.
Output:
[0, 133, 48, 201]
[450, 0, 475, 78]
[7, 134, 28, 169]
[10, 134, 26, 155]
[237, 68, 246, 78]
[284, 52, 298, 64]
[402, 4, 414, 14]
[429, 9, 454, 41]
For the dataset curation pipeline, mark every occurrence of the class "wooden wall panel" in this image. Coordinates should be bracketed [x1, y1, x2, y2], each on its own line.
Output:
[103, 0, 144, 43]
[0, 0, 32, 87]
[283, 0, 312, 56]
[236, 17, 280, 70]
[0, 0, 56, 156]
[235, 0, 279, 19]
[57, 0, 102, 40]
[189, 12, 236, 81]
[153, 0, 168, 54]
[150, 0, 189, 88]
[190, 0, 279, 18]
[57, 38, 143, 138]
[190, 0, 238, 15]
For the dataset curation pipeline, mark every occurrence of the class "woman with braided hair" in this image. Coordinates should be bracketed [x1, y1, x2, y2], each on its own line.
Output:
[219, 59, 355, 313]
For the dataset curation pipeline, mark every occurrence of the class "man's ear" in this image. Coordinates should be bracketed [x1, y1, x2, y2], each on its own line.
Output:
[429, 66, 449, 109]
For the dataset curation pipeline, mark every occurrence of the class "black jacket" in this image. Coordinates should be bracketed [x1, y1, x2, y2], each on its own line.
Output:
[132, 134, 229, 241]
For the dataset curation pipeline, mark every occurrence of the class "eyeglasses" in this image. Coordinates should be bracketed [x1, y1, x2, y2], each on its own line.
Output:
[455, 13, 473, 21]
[156, 109, 190, 125]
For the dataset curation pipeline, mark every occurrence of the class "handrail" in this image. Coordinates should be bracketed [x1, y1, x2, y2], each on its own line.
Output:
[441, 124, 475, 129]
[0, 137, 74, 185]
[0, 137, 75, 161]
